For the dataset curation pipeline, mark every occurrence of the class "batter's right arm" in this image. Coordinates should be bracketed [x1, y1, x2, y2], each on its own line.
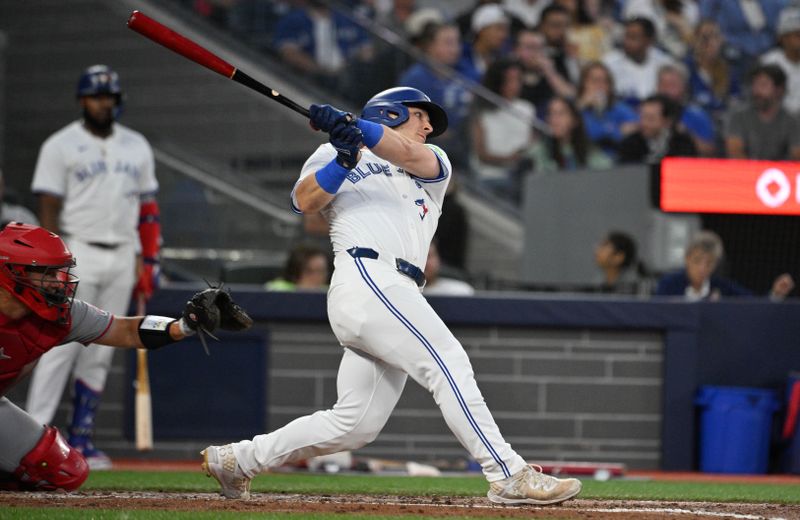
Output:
[294, 175, 336, 214]
[36, 194, 63, 234]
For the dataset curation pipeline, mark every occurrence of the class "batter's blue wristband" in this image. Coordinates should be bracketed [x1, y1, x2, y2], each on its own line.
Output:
[356, 119, 384, 148]
[315, 159, 349, 194]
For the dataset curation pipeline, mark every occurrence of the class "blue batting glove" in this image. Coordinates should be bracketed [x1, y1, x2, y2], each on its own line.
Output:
[309, 104, 351, 133]
[330, 121, 363, 169]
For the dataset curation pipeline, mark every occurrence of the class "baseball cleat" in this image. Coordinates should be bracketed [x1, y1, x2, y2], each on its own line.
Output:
[487, 464, 582, 505]
[201, 444, 251, 499]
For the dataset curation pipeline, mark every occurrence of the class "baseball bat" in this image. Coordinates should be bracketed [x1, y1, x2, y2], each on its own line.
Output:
[135, 295, 153, 451]
[127, 10, 310, 119]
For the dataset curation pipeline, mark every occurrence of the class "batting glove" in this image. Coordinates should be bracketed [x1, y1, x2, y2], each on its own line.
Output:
[310, 104, 352, 133]
[330, 121, 363, 169]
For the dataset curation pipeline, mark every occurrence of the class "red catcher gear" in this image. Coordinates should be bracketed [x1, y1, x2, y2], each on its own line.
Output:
[12, 426, 89, 491]
[0, 222, 78, 323]
[0, 311, 70, 396]
[134, 200, 161, 300]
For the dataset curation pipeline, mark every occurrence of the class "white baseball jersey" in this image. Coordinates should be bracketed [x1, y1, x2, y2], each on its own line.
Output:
[292, 143, 451, 268]
[30, 121, 158, 245]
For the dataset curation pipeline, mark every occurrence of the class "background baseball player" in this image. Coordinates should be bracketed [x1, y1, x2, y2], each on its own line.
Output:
[25, 65, 161, 469]
[201, 87, 582, 505]
[0, 222, 251, 491]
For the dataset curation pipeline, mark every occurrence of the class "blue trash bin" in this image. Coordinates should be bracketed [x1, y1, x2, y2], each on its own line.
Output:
[695, 386, 780, 474]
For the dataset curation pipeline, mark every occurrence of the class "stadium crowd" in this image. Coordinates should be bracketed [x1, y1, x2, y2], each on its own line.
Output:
[185, 0, 800, 194]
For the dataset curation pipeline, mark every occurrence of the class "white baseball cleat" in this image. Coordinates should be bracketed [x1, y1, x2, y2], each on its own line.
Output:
[201, 444, 251, 499]
[487, 464, 582, 505]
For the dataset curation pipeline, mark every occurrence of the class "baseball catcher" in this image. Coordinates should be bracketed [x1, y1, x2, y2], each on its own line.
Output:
[0, 222, 251, 491]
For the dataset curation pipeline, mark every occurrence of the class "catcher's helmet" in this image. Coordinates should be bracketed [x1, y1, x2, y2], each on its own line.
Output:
[361, 87, 448, 138]
[0, 223, 78, 323]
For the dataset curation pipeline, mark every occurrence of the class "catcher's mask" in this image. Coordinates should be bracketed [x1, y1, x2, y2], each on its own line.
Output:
[0, 222, 79, 324]
[361, 87, 448, 138]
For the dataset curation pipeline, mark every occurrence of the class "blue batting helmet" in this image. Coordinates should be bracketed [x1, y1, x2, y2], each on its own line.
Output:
[76, 64, 122, 101]
[361, 87, 448, 138]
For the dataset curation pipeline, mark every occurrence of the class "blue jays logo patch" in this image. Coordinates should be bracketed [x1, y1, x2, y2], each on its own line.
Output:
[415, 198, 429, 220]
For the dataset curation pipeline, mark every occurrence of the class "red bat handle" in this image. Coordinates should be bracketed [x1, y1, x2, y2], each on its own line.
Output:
[127, 10, 235, 78]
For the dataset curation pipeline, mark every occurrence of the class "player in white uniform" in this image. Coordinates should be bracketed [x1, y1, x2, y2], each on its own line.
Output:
[25, 65, 161, 469]
[201, 87, 581, 505]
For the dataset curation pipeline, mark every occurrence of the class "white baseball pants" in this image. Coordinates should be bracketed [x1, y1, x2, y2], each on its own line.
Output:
[233, 252, 526, 482]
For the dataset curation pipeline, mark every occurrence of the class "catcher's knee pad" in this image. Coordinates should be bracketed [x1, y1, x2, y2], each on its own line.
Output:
[12, 426, 89, 491]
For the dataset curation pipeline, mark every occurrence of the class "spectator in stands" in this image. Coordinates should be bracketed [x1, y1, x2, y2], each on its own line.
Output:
[272, 1, 374, 94]
[399, 22, 473, 167]
[503, 0, 554, 31]
[699, 0, 786, 77]
[593, 230, 649, 295]
[372, 0, 419, 36]
[623, 0, 699, 59]
[424, 240, 476, 296]
[618, 94, 697, 164]
[656, 63, 716, 156]
[265, 243, 330, 291]
[528, 96, 613, 173]
[459, 3, 512, 82]
[655, 230, 795, 300]
[576, 61, 639, 157]
[761, 6, 800, 115]
[348, 5, 444, 104]
[684, 19, 741, 119]
[470, 58, 537, 199]
[602, 17, 675, 107]
[553, 0, 613, 64]
[513, 28, 576, 114]
[725, 64, 800, 160]
[536, 4, 581, 88]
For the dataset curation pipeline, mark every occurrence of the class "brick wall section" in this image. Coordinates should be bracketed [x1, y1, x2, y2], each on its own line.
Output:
[267, 323, 663, 470]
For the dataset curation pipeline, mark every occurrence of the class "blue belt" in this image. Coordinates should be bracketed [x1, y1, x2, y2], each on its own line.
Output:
[347, 247, 426, 288]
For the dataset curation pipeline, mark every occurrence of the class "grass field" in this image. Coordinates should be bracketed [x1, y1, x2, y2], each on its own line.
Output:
[3, 470, 800, 519]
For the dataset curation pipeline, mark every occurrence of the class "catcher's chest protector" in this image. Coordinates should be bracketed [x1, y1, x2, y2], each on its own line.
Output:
[0, 313, 69, 395]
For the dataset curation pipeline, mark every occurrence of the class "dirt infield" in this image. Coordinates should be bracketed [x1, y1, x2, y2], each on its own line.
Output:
[2, 491, 799, 519]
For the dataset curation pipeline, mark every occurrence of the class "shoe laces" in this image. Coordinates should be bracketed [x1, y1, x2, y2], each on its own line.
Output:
[517, 464, 558, 494]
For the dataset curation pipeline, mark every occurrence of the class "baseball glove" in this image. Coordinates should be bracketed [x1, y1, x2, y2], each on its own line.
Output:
[214, 289, 254, 330]
[182, 288, 222, 334]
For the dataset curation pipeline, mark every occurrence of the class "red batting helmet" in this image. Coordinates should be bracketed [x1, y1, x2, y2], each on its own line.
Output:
[0, 223, 78, 323]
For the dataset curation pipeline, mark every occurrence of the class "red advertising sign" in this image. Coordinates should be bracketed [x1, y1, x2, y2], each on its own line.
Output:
[660, 157, 800, 215]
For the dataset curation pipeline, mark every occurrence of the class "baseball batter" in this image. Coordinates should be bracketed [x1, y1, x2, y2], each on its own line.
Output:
[202, 87, 582, 505]
[0, 222, 250, 491]
[25, 65, 161, 469]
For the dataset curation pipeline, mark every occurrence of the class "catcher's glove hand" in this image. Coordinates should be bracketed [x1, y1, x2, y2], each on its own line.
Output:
[182, 287, 222, 334]
[214, 289, 253, 331]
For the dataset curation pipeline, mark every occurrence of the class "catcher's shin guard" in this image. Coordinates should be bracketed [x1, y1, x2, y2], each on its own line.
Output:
[10, 426, 89, 491]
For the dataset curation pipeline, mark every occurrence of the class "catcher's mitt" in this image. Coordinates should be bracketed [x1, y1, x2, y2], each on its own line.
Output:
[215, 290, 253, 331]
[182, 285, 252, 335]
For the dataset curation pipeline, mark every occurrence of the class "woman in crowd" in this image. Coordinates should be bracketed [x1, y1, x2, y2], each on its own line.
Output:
[684, 19, 740, 119]
[469, 58, 537, 200]
[528, 95, 613, 174]
[575, 61, 640, 157]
